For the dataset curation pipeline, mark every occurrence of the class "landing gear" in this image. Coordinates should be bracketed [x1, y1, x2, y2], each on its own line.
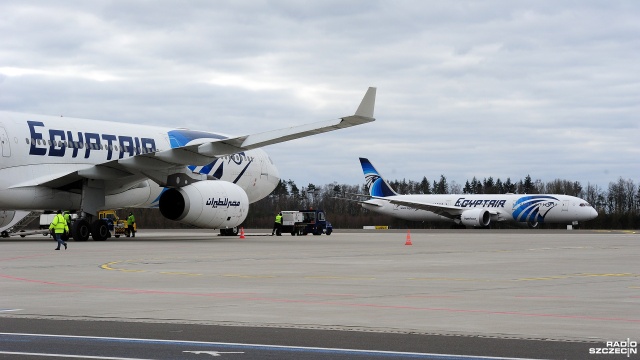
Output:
[219, 227, 239, 236]
[91, 220, 110, 241]
[71, 218, 91, 241]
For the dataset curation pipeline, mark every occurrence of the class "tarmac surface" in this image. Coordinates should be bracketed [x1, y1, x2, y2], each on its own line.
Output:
[1, 228, 638, 359]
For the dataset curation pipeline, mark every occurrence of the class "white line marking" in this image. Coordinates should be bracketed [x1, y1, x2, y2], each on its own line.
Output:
[0, 332, 540, 359]
[0, 351, 156, 359]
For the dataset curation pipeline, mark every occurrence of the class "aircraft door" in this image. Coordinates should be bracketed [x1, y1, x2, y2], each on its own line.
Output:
[562, 200, 569, 212]
[0, 126, 11, 157]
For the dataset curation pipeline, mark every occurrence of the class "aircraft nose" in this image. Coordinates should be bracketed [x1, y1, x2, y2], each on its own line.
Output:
[590, 207, 598, 220]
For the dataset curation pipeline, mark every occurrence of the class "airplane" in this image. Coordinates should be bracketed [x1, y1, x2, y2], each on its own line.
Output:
[0, 87, 376, 240]
[354, 157, 598, 228]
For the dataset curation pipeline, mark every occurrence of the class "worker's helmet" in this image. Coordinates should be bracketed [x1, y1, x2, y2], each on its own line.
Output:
[57, 209, 62, 214]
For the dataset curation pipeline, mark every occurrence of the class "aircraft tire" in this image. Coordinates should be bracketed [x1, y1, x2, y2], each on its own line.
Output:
[72, 219, 91, 241]
[91, 220, 109, 241]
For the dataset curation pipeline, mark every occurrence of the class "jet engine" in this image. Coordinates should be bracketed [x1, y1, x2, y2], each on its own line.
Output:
[159, 181, 248, 228]
[460, 208, 491, 227]
[0, 211, 16, 229]
[512, 220, 540, 229]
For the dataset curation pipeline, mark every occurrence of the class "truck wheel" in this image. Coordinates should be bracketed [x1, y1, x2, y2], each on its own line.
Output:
[326, 229, 332, 235]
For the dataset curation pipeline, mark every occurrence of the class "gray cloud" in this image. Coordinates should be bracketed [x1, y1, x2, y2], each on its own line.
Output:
[1, 1, 638, 190]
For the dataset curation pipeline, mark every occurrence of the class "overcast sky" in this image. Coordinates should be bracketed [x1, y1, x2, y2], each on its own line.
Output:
[1, 1, 638, 192]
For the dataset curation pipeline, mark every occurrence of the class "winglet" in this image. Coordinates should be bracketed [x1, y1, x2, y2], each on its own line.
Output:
[355, 87, 376, 118]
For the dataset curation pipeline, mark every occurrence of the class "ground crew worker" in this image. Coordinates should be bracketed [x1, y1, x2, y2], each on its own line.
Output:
[63, 211, 71, 223]
[62, 211, 71, 241]
[271, 212, 282, 236]
[49, 210, 68, 250]
[126, 212, 136, 238]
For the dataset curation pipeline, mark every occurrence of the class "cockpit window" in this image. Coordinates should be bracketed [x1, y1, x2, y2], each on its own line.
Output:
[579, 203, 591, 207]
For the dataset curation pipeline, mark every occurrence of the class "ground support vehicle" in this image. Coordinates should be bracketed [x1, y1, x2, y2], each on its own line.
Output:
[278, 209, 332, 236]
[98, 210, 127, 238]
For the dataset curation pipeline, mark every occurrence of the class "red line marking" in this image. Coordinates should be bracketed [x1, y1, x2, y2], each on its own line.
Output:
[0, 254, 50, 262]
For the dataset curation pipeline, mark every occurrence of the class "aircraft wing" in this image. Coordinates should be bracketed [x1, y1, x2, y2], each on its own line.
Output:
[371, 196, 501, 220]
[154, 87, 376, 164]
[331, 196, 382, 206]
[15, 87, 376, 189]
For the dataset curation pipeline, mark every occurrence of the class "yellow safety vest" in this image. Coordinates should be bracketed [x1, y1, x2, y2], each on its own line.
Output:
[49, 214, 69, 234]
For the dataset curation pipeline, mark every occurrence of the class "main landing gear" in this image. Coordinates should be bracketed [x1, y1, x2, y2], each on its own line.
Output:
[70, 217, 110, 241]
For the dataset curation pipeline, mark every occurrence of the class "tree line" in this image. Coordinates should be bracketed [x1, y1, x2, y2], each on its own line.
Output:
[122, 174, 639, 230]
[241, 175, 640, 230]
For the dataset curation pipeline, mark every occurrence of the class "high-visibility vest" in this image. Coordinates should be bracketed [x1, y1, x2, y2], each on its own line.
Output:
[49, 214, 69, 234]
[275, 214, 282, 224]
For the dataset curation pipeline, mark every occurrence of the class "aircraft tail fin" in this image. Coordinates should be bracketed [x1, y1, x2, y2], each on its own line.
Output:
[359, 158, 398, 197]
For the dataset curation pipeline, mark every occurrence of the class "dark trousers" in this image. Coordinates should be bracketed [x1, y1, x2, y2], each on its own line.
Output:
[54, 233, 66, 249]
[272, 222, 281, 234]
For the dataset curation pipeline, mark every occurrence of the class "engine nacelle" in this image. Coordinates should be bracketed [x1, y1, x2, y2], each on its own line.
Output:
[460, 208, 491, 227]
[0, 211, 16, 229]
[513, 221, 540, 229]
[159, 181, 249, 229]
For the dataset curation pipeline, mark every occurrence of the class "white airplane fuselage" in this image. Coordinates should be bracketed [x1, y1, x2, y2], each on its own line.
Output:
[0, 87, 376, 239]
[362, 193, 598, 225]
[0, 112, 279, 211]
[357, 157, 597, 227]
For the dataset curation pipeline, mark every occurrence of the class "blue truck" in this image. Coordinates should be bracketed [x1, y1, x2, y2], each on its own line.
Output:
[279, 209, 332, 236]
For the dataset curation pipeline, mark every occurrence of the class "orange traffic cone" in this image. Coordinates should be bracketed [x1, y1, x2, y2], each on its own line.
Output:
[239, 227, 245, 239]
[405, 229, 412, 245]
